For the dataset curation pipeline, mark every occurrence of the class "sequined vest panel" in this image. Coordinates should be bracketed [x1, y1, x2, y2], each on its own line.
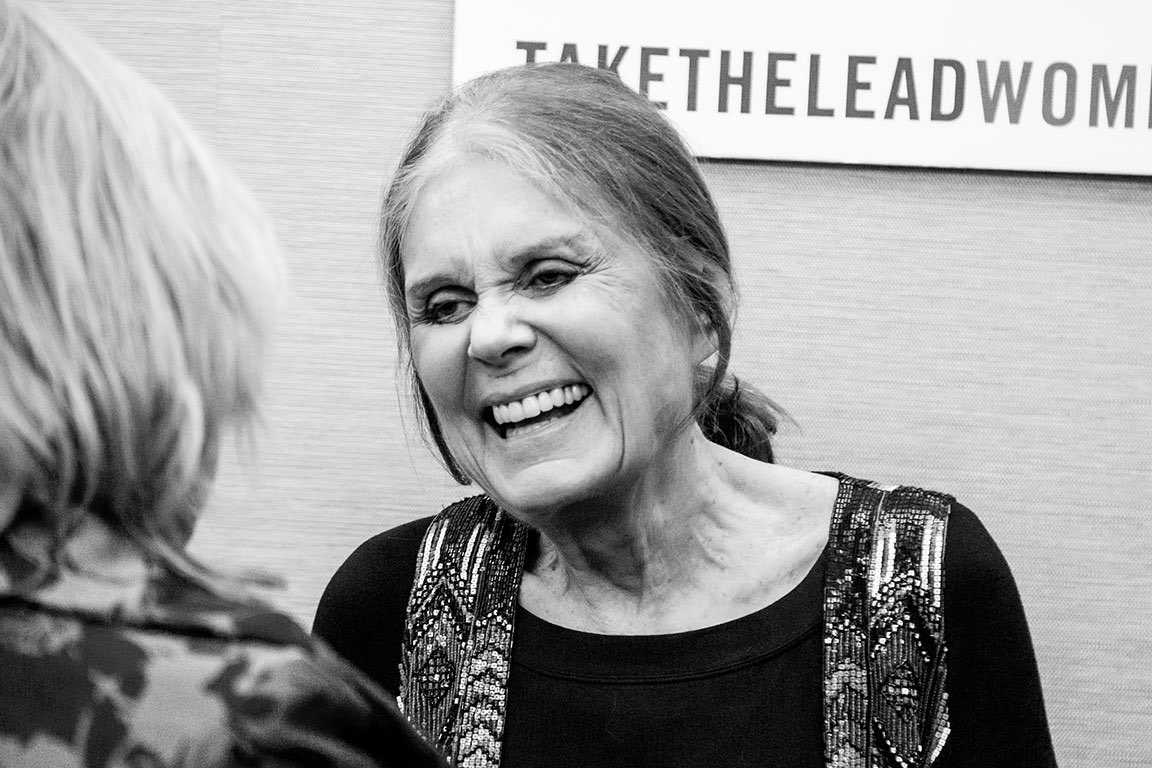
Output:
[399, 476, 951, 768]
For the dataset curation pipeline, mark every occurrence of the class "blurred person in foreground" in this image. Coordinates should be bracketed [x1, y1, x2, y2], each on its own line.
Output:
[0, 1, 444, 765]
[314, 64, 1057, 767]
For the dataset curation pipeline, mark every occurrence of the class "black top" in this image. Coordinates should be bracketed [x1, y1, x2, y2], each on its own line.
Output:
[314, 497, 1057, 767]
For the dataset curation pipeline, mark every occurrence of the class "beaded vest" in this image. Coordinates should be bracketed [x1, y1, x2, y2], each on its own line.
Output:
[399, 474, 951, 767]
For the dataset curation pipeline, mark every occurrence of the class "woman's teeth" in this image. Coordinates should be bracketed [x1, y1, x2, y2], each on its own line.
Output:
[492, 384, 590, 425]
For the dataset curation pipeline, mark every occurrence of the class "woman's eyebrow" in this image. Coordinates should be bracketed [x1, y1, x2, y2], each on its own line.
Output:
[504, 232, 594, 264]
[404, 267, 462, 302]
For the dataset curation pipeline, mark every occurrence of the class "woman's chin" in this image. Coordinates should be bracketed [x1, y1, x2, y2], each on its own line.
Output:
[483, 458, 613, 527]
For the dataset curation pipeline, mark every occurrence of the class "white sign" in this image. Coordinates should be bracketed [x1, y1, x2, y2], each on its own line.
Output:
[453, 0, 1152, 175]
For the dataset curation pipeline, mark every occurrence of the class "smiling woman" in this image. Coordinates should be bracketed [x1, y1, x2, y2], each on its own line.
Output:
[400, 157, 708, 517]
[313, 63, 1057, 768]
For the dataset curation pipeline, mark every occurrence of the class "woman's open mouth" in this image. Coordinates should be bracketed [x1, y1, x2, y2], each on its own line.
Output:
[488, 384, 591, 438]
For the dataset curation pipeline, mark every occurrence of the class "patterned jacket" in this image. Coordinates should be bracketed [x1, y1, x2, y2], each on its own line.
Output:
[0, 511, 445, 768]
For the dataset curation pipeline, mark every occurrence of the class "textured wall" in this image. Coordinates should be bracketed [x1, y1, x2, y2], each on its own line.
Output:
[37, 1, 1152, 765]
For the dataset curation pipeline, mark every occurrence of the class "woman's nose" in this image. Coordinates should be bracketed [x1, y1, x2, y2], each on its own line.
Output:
[466, 297, 536, 365]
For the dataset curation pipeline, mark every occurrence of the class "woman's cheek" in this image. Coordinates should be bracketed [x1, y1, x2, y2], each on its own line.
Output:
[411, 327, 464, 401]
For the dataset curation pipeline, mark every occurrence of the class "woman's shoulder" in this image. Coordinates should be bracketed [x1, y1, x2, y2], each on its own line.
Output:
[346, 514, 440, 570]
[322, 494, 501, 591]
[212, 630, 443, 767]
[314, 514, 438, 633]
[941, 499, 1015, 585]
[319, 505, 484, 599]
[0, 595, 444, 767]
[312, 495, 502, 694]
[822, 472, 1015, 586]
[313, 511, 445, 695]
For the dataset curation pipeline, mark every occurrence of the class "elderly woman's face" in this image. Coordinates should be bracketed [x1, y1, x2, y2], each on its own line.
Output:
[401, 158, 707, 517]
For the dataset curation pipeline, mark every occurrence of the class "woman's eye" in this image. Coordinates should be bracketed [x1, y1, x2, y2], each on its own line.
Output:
[522, 261, 578, 293]
[423, 291, 474, 324]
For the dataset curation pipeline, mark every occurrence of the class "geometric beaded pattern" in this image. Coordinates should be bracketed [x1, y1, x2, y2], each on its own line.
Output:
[399, 495, 529, 767]
[824, 476, 952, 767]
[403, 477, 950, 768]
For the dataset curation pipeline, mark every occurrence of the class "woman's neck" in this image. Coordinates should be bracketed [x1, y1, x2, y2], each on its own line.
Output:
[519, 432, 837, 634]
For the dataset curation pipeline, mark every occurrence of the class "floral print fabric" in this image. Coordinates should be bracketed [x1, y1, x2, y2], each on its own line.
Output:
[0, 514, 444, 768]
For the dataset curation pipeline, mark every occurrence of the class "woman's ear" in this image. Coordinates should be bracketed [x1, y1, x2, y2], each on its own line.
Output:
[692, 312, 720, 364]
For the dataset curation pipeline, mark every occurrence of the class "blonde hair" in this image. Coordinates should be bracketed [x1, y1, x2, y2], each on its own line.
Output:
[0, 0, 283, 564]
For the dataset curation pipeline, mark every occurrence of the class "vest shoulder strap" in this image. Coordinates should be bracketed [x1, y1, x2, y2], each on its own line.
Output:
[824, 477, 952, 767]
[399, 495, 528, 768]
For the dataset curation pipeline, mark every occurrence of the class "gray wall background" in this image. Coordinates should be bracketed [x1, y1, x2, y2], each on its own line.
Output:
[40, 1, 1151, 765]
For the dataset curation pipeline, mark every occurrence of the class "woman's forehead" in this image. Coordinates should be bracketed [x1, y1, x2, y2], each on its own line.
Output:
[404, 160, 594, 248]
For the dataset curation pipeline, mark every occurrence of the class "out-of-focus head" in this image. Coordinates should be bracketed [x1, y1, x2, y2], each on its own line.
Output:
[0, 0, 283, 550]
[381, 63, 738, 481]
